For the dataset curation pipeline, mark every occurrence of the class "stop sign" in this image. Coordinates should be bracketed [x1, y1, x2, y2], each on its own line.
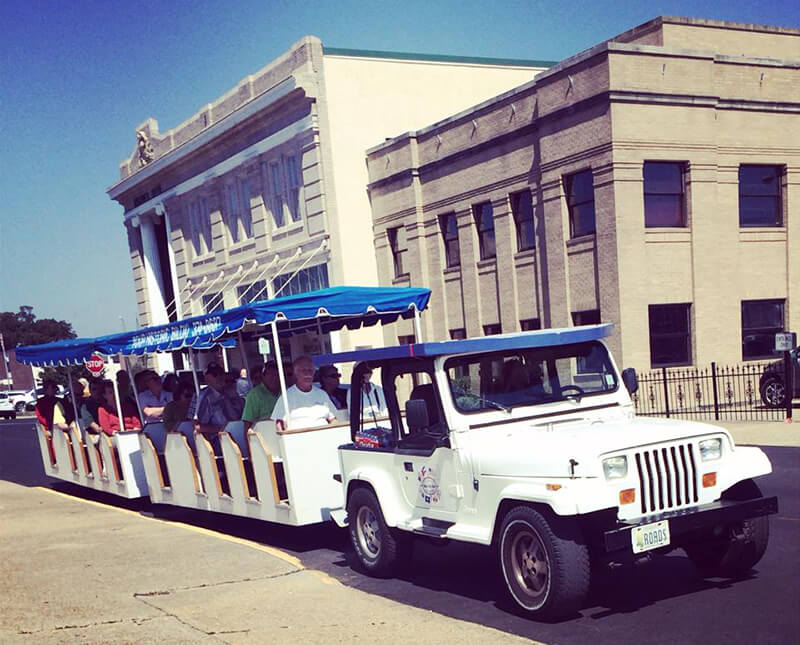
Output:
[85, 354, 104, 376]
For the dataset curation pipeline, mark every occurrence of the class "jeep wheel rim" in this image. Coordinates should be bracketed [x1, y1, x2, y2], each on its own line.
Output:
[509, 527, 549, 601]
[356, 506, 381, 559]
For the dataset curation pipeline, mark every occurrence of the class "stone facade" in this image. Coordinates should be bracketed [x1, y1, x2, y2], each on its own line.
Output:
[107, 37, 551, 369]
[366, 16, 800, 370]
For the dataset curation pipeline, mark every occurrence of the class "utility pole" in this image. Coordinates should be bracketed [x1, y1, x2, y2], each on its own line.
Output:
[0, 332, 10, 391]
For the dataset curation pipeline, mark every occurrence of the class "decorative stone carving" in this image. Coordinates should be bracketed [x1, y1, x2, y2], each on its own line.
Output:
[136, 130, 155, 166]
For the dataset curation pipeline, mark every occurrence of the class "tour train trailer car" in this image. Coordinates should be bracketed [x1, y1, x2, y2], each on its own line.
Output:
[16, 286, 431, 519]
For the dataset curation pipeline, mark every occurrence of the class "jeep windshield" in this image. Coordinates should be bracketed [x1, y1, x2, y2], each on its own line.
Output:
[444, 341, 618, 413]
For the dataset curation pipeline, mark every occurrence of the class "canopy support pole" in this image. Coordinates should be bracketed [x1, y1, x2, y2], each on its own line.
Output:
[65, 365, 81, 430]
[413, 308, 423, 343]
[271, 321, 290, 420]
[221, 347, 229, 372]
[188, 348, 201, 398]
[237, 332, 249, 375]
[111, 370, 125, 431]
[124, 354, 145, 422]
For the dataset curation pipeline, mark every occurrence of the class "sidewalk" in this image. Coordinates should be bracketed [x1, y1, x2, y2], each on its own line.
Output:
[704, 419, 800, 448]
[0, 480, 536, 645]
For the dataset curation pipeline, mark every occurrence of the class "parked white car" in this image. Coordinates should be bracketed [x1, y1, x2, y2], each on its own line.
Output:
[334, 324, 777, 619]
[1, 390, 34, 414]
[0, 392, 19, 419]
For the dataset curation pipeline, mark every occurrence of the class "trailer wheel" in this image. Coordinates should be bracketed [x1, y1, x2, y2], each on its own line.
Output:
[347, 487, 402, 577]
[685, 480, 769, 577]
[499, 506, 589, 619]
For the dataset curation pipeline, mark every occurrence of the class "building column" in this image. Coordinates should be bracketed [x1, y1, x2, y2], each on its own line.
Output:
[158, 202, 183, 320]
[134, 212, 174, 374]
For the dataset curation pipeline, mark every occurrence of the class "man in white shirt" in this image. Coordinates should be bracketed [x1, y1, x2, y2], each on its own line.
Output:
[138, 371, 173, 424]
[271, 355, 336, 430]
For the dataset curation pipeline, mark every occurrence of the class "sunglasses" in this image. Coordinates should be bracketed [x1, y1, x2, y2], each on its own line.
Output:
[323, 373, 341, 378]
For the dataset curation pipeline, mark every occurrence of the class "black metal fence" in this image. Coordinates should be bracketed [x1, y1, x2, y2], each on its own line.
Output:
[631, 361, 786, 421]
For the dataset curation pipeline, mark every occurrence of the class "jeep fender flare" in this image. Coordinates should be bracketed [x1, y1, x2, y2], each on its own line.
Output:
[344, 468, 410, 527]
[717, 445, 772, 493]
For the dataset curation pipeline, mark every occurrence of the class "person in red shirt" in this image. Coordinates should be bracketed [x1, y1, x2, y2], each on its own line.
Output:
[35, 380, 68, 432]
[98, 381, 142, 435]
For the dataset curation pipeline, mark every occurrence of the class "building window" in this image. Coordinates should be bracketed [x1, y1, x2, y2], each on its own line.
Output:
[644, 162, 686, 227]
[272, 263, 329, 298]
[572, 310, 601, 326]
[398, 334, 416, 345]
[439, 213, 460, 268]
[449, 328, 467, 340]
[742, 299, 785, 360]
[565, 170, 595, 238]
[266, 161, 285, 228]
[520, 318, 541, 331]
[473, 202, 496, 260]
[225, 179, 253, 243]
[739, 165, 782, 227]
[388, 226, 408, 277]
[285, 155, 302, 223]
[511, 190, 535, 251]
[189, 197, 212, 256]
[649, 304, 692, 367]
[483, 324, 502, 336]
[202, 293, 223, 314]
[237, 280, 267, 305]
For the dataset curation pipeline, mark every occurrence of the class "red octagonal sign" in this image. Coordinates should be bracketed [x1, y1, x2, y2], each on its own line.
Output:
[86, 354, 104, 377]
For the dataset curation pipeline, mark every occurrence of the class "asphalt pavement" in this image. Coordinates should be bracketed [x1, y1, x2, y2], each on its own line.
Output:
[1, 417, 798, 644]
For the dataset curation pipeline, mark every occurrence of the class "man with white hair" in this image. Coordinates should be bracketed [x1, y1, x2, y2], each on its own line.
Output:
[271, 355, 335, 430]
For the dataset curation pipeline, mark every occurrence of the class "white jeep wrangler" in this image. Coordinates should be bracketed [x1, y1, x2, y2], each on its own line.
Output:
[334, 324, 778, 619]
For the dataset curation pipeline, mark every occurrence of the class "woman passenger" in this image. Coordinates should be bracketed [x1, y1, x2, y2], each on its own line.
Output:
[98, 380, 142, 435]
[162, 381, 194, 431]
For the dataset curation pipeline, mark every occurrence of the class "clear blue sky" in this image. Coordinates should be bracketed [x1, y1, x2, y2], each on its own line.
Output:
[0, 0, 795, 338]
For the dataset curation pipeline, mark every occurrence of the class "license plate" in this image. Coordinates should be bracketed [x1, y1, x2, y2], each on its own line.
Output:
[631, 520, 670, 554]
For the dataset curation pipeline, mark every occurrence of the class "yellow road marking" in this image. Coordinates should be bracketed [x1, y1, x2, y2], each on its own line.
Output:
[35, 486, 310, 571]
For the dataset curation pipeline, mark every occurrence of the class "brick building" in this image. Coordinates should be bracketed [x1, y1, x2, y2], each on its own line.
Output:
[366, 16, 800, 370]
[106, 37, 550, 370]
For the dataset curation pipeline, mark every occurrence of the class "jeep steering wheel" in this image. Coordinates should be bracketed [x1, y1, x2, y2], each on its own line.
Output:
[560, 384, 585, 401]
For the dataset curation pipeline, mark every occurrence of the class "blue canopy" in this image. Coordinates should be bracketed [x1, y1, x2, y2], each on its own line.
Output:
[15, 286, 431, 366]
[313, 323, 614, 366]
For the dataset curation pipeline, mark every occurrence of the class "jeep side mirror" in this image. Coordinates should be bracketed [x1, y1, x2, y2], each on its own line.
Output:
[621, 368, 638, 395]
[406, 399, 429, 432]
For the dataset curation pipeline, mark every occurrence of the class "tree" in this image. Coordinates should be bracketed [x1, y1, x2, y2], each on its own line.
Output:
[0, 306, 81, 388]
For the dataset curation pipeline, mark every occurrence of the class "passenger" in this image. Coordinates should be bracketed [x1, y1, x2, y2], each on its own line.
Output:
[78, 377, 90, 398]
[190, 363, 243, 452]
[318, 364, 347, 410]
[138, 371, 173, 424]
[271, 355, 336, 430]
[236, 367, 252, 398]
[242, 362, 281, 430]
[162, 381, 193, 431]
[161, 372, 179, 396]
[79, 378, 105, 434]
[34, 379, 68, 432]
[347, 366, 388, 421]
[98, 380, 142, 435]
[283, 361, 295, 388]
[61, 377, 85, 426]
[134, 369, 155, 395]
[116, 370, 135, 404]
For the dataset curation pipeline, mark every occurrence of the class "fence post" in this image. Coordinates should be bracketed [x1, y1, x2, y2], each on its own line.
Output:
[662, 367, 670, 418]
[711, 361, 720, 421]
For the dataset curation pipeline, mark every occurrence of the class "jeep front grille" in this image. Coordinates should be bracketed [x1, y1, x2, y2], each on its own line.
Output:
[634, 443, 698, 515]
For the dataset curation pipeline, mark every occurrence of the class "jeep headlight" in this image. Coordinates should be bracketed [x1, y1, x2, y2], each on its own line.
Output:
[699, 438, 722, 462]
[602, 456, 628, 479]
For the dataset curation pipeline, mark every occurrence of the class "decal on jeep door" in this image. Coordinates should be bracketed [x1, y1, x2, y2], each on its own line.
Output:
[418, 466, 441, 503]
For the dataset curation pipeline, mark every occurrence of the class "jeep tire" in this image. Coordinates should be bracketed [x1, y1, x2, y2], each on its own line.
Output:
[685, 479, 770, 578]
[499, 506, 589, 619]
[760, 375, 785, 409]
[347, 487, 404, 577]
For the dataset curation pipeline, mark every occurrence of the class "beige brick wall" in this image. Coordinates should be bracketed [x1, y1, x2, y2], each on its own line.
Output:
[367, 18, 800, 371]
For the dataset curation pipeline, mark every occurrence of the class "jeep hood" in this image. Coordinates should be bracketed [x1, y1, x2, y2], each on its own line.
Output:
[474, 416, 728, 479]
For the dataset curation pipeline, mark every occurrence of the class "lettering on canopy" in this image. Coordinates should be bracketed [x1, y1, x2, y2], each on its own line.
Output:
[129, 316, 224, 349]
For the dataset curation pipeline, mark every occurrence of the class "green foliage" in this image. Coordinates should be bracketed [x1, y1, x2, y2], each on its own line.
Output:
[0, 306, 76, 347]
